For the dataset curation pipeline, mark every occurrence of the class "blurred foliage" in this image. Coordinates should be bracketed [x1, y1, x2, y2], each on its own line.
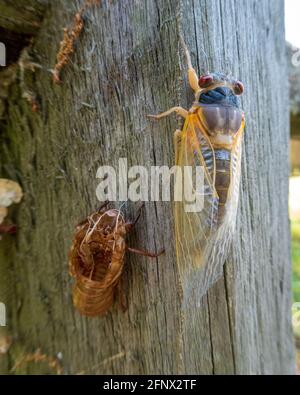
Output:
[292, 220, 300, 302]
[290, 125, 299, 176]
[287, 42, 300, 116]
[291, 114, 300, 139]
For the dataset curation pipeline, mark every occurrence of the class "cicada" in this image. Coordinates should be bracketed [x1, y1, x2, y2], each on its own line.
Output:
[69, 202, 164, 316]
[149, 39, 245, 300]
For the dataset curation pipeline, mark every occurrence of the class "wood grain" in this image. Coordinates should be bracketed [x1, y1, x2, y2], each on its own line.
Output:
[0, 0, 295, 374]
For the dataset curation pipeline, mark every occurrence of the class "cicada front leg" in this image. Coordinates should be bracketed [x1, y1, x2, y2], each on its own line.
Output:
[127, 246, 165, 258]
[148, 106, 188, 120]
[147, 37, 200, 121]
[180, 35, 200, 95]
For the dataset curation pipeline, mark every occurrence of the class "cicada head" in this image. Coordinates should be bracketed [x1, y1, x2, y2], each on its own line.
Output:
[198, 72, 244, 108]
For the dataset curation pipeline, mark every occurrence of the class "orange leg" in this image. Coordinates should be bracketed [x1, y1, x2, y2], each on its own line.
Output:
[148, 37, 201, 122]
[180, 35, 200, 94]
[148, 106, 188, 120]
[125, 204, 165, 258]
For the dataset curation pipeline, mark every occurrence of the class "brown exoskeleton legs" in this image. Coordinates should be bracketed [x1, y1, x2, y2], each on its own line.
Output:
[148, 106, 188, 120]
[132, 202, 145, 227]
[127, 246, 165, 258]
[124, 203, 145, 232]
[124, 204, 165, 257]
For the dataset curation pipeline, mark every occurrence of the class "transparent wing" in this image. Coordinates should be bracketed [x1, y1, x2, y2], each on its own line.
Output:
[174, 112, 244, 304]
[174, 114, 218, 267]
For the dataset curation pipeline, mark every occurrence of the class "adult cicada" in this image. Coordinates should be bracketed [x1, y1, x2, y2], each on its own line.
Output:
[149, 39, 245, 299]
[69, 202, 164, 316]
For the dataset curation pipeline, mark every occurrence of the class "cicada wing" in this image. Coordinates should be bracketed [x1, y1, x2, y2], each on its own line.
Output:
[198, 125, 244, 292]
[174, 114, 218, 277]
[174, 113, 244, 303]
[223, 125, 244, 232]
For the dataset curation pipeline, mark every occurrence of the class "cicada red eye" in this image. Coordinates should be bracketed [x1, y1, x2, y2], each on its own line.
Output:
[199, 75, 213, 88]
[233, 81, 244, 95]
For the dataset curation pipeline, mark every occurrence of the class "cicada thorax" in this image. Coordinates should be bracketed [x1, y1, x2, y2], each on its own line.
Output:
[69, 208, 126, 316]
[196, 104, 243, 224]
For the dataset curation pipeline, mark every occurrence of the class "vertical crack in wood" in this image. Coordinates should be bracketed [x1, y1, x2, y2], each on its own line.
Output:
[224, 264, 236, 374]
[207, 294, 215, 374]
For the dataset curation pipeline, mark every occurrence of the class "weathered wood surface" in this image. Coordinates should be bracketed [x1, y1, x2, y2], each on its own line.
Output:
[0, 0, 295, 374]
[0, 0, 47, 34]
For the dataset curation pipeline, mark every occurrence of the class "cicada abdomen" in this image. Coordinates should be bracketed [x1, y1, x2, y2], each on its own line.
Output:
[149, 39, 245, 301]
[69, 203, 164, 316]
[197, 102, 244, 225]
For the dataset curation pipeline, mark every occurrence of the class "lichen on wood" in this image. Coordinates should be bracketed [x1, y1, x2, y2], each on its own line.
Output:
[52, 0, 100, 83]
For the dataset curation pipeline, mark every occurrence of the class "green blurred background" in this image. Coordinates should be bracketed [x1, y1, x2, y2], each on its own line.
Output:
[286, 3, 300, 371]
[289, 40, 300, 369]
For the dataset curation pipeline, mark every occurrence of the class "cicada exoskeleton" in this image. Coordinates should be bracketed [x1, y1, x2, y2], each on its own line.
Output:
[69, 203, 164, 316]
[149, 38, 245, 299]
